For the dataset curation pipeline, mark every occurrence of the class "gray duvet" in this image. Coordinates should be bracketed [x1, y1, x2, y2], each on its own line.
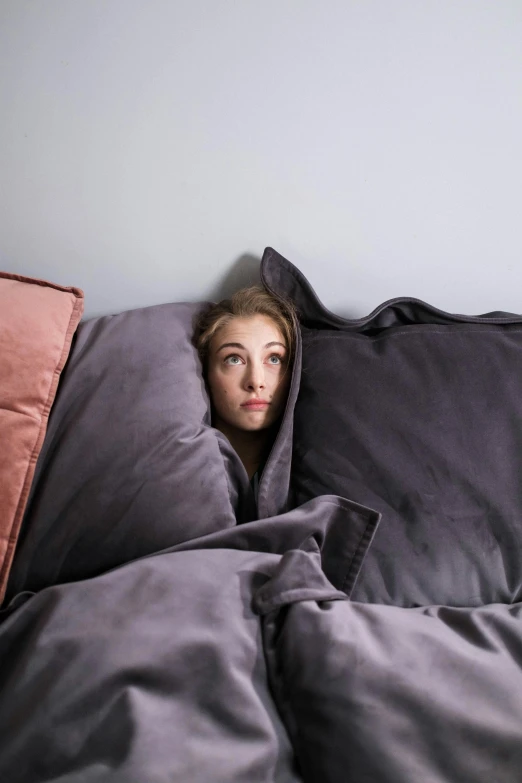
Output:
[1, 512, 521, 781]
[257, 548, 522, 783]
[2, 248, 521, 781]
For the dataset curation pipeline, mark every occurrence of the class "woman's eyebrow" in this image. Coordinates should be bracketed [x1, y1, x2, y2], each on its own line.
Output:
[215, 341, 245, 353]
[215, 340, 286, 353]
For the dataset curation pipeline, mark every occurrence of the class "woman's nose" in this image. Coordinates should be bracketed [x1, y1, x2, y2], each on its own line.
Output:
[244, 362, 265, 391]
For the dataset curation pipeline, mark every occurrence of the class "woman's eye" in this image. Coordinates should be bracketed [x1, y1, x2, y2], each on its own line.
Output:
[267, 354, 283, 365]
[224, 355, 242, 365]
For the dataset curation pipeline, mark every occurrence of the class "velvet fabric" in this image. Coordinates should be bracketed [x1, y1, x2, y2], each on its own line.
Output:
[255, 549, 522, 783]
[3, 250, 522, 781]
[261, 247, 522, 607]
[0, 498, 377, 782]
[6, 302, 251, 598]
[0, 272, 83, 602]
[0, 549, 299, 782]
[6, 295, 303, 600]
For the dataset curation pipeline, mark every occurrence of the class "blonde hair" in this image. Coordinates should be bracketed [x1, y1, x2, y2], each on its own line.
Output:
[195, 285, 298, 369]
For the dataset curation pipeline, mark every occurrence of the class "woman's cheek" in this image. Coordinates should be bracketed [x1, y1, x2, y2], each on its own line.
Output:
[219, 382, 231, 397]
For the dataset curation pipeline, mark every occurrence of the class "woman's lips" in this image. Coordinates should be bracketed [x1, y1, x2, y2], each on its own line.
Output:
[241, 400, 270, 410]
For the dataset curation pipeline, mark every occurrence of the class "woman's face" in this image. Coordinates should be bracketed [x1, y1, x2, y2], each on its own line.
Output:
[207, 314, 291, 434]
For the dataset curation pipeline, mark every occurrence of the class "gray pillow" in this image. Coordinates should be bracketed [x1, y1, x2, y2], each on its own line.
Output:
[6, 302, 258, 598]
[261, 247, 522, 607]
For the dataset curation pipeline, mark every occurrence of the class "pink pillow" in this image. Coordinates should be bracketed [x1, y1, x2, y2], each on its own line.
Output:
[0, 271, 83, 603]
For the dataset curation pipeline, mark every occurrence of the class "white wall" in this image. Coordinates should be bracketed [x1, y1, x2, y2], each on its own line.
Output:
[1, 0, 521, 319]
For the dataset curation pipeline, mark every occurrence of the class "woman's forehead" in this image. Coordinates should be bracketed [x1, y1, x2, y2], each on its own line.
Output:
[211, 315, 286, 350]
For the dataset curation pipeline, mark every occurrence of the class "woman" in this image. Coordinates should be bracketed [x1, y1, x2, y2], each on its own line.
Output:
[195, 286, 297, 492]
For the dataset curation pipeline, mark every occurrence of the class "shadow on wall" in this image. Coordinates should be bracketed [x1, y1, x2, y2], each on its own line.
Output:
[208, 253, 261, 302]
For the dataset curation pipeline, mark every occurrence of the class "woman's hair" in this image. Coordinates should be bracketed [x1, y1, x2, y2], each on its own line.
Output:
[194, 285, 298, 369]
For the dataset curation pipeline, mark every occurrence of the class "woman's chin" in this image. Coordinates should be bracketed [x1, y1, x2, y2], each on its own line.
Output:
[238, 418, 271, 432]
[231, 413, 275, 433]
[214, 409, 281, 435]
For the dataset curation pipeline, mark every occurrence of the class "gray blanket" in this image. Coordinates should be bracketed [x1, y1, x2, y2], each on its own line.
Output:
[1, 505, 522, 781]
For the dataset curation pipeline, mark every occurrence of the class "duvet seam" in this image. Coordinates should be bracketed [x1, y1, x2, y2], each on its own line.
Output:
[341, 516, 378, 596]
[262, 255, 522, 325]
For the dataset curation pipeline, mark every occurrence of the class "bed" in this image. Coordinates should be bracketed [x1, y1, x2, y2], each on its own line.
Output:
[1, 250, 521, 782]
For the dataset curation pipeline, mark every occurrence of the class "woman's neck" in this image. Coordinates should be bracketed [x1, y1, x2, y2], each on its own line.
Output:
[214, 419, 275, 479]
